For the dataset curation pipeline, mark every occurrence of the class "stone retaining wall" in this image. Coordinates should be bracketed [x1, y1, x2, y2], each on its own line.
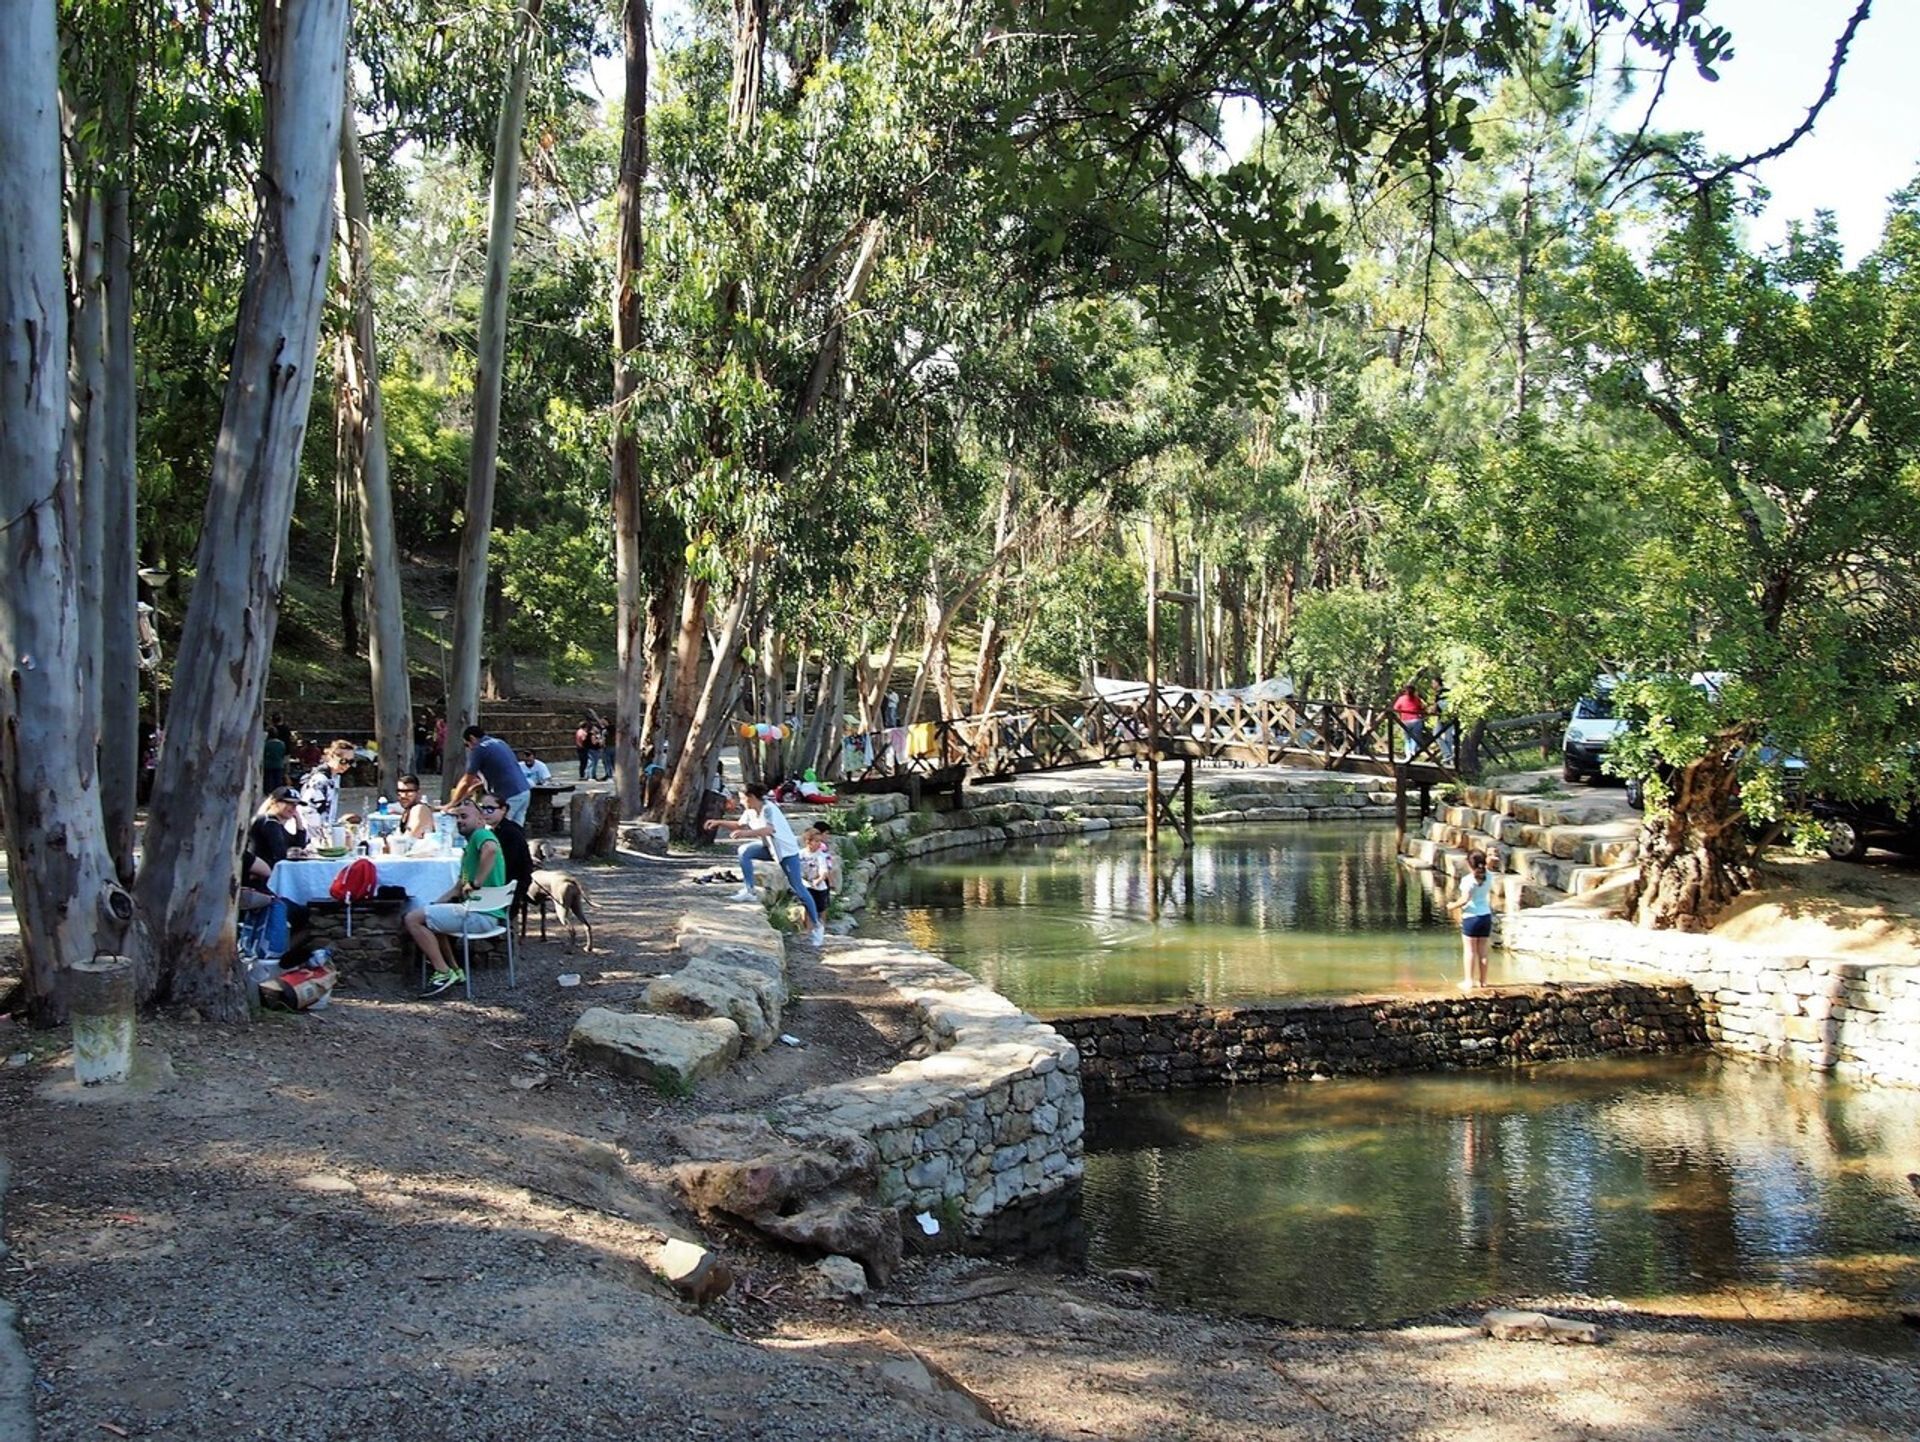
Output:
[1052, 981, 1706, 1097]
[770, 940, 1084, 1229]
[1505, 908, 1920, 1089]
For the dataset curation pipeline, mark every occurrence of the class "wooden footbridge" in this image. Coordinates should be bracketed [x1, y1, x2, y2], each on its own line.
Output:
[837, 686, 1555, 838]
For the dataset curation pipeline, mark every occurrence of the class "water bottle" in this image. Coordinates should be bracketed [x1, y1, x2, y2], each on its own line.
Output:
[438, 813, 457, 853]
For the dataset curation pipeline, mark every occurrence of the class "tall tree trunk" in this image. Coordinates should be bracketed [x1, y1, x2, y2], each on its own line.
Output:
[664, 567, 757, 836]
[1629, 749, 1753, 931]
[483, 573, 513, 699]
[639, 558, 679, 758]
[100, 159, 139, 881]
[611, 0, 650, 817]
[338, 105, 412, 796]
[857, 599, 909, 731]
[135, 0, 351, 1020]
[656, 572, 711, 782]
[804, 661, 845, 776]
[0, 0, 127, 1024]
[968, 463, 1018, 705]
[67, 153, 107, 745]
[445, 0, 541, 796]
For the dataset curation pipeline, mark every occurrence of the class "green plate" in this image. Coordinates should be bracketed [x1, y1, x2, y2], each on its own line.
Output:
[314, 847, 348, 859]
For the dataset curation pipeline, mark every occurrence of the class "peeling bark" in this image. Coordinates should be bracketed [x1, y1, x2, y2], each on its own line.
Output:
[1629, 750, 1753, 931]
[0, 0, 126, 1023]
[135, 0, 351, 1020]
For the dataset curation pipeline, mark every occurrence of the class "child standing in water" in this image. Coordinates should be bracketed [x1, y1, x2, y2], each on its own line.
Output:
[1453, 848, 1497, 989]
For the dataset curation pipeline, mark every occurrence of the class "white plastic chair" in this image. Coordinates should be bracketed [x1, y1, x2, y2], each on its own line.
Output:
[425, 883, 518, 998]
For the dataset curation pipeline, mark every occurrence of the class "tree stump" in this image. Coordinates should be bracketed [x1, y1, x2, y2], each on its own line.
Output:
[69, 955, 137, 1085]
[571, 792, 618, 860]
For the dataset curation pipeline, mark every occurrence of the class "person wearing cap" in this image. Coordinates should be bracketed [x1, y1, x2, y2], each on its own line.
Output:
[518, 748, 552, 786]
[450, 724, 531, 826]
[244, 788, 311, 884]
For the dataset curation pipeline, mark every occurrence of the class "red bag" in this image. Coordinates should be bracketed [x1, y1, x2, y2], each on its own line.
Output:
[329, 857, 378, 904]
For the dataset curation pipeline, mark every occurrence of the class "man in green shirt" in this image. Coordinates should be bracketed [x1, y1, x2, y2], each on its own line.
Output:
[403, 798, 505, 996]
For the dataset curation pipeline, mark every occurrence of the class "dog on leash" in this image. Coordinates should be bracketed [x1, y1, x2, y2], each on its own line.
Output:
[523, 867, 595, 953]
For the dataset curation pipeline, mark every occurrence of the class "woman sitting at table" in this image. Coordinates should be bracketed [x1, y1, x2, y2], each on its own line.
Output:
[396, 773, 436, 840]
[238, 788, 313, 944]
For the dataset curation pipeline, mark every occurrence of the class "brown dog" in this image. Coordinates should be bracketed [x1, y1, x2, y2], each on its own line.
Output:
[524, 868, 594, 952]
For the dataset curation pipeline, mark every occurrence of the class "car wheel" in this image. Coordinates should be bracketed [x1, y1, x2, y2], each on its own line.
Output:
[1562, 758, 1580, 784]
[1625, 776, 1644, 811]
[1825, 818, 1869, 863]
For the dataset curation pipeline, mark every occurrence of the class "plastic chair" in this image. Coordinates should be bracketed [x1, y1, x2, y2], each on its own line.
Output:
[425, 883, 518, 998]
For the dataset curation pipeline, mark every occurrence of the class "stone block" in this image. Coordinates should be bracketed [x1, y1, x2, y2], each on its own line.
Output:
[568, 1008, 741, 1090]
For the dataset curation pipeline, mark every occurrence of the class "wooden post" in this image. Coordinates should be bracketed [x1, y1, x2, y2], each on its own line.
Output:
[570, 792, 619, 860]
[1395, 765, 1408, 842]
[1180, 757, 1194, 842]
[70, 955, 137, 1085]
[1145, 517, 1159, 855]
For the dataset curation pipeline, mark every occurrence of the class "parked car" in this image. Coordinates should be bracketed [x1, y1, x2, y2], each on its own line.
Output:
[1811, 794, 1920, 861]
[1561, 681, 1626, 783]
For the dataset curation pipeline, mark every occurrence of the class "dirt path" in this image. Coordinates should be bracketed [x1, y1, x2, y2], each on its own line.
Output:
[3, 835, 1919, 1439]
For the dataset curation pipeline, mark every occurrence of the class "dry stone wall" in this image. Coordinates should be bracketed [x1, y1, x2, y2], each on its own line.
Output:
[744, 939, 1084, 1233]
[1505, 909, 1920, 1089]
[1054, 981, 1706, 1097]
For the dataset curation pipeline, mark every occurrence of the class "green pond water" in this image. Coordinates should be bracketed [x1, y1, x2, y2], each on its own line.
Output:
[1082, 1056, 1920, 1330]
[869, 820, 1920, 1330]
[869, 821, 1533, 1013]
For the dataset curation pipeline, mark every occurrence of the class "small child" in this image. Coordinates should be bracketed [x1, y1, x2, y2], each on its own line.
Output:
[800, 820, 839, 927]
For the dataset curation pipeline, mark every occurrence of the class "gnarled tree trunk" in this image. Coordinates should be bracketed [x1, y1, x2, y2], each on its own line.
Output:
[1629, 750, 1752, 932]
[134, 0, 351, 1020]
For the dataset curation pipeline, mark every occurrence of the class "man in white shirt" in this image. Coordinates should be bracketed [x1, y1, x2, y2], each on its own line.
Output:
[704, 783, 823, 945]
[518, 748, 552, 786]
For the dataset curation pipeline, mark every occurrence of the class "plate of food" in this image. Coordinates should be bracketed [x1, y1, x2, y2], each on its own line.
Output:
[314, 846, 349, 859]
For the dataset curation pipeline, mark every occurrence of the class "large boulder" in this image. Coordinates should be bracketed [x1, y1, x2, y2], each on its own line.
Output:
[567, 1008, 740, 1090]
[673, 1116, 874, 1217]
[647, 959, 786, 1051]
[757, 1199, 903, 1284]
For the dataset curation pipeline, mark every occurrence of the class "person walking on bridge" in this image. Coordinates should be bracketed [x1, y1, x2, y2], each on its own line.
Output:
[1392, 680, 1428, 761]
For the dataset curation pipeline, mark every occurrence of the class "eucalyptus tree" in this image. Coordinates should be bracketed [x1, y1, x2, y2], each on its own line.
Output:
[1, 0, 350, 1023]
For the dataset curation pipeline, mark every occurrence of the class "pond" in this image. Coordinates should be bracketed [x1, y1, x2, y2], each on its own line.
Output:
[1080, 1054, 1920, 1332]
[869, 821, 1554, 1013]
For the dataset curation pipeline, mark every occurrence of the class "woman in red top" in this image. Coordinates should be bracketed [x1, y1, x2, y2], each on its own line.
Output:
[1392, 682, 1427, 761]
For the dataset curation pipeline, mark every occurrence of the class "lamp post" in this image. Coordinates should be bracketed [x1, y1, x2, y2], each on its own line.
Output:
[426, 607, 451, 704]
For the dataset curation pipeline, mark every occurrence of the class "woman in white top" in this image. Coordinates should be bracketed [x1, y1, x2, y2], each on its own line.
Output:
[1453, 848, 1497, 990]
[704, 783, 824, 945]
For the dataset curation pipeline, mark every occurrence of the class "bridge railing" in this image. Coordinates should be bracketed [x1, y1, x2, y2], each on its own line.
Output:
[835, 688, 1491, 784]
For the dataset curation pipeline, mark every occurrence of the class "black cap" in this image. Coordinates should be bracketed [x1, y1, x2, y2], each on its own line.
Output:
[271, 787, 301, 803]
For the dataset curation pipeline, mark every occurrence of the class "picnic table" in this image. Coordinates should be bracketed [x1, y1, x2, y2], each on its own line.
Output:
[528, 783, 577, 836]
[269, 853, 462, 972]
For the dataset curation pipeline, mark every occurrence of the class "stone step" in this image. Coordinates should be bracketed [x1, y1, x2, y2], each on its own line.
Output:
[1569, 862, 1637, 895]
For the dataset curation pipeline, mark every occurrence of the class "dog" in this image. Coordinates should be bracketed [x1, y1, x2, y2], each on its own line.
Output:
[523, 867, 594, 952]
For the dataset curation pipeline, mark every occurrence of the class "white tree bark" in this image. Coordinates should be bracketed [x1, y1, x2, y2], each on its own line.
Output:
[0, 0, 126, 1024]
[612, 0, 649, 818]
[338, 103, 413, 796]
[446, 0, 542, 793]
[134, 0, 351, 1020]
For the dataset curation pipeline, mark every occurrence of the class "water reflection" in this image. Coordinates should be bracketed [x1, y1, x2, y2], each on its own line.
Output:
[872, 822, 1498, 1013]
[1082, 1055, 1920, 1330]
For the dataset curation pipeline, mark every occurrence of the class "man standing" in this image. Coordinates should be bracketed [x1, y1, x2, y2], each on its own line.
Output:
[404, 797, 505, 996]
[262, 726, 288, 793]
[451, 724, 531, 826]
[704, 783, 822, 945]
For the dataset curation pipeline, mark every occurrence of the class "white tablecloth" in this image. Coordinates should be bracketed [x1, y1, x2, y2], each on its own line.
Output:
[268, 856, 461, 908]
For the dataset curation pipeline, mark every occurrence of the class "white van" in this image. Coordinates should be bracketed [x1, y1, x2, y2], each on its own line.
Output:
[1562, 679, 1627, 783]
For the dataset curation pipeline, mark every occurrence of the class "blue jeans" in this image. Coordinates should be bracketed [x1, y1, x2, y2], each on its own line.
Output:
[736, 842, 820, 927]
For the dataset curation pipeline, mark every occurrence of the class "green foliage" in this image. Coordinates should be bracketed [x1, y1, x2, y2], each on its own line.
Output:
[495, 525, 614, 685]
[1285, 586, 1431, 702]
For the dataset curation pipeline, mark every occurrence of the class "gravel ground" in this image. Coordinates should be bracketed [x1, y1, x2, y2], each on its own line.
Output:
[3, 833, 1918, 1439]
